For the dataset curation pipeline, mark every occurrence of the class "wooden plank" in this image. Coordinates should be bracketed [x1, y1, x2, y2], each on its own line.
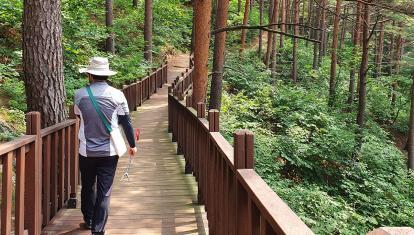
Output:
[237, 169, 314, 235]
[58, 129, 65, 209]
[0, 135, 36, 155]
[65, 126, 71, 201]
[25, 111, 42, 235]
[70, 119, 79, 196]
[1, 152, 13, 235]
[42, 135, 52, 226]
[16, 147, 26, 235]
[51, 131, 59, 215]
[40, 119, 77, 138]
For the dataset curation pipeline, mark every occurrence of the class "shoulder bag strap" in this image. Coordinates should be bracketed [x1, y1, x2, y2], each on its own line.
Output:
[86, 86, 113, 134]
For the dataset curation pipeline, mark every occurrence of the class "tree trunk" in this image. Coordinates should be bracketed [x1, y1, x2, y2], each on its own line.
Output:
[258, 0, 264, 58]
[356, 1, 370, 131]
[374, 21, 385, 77]
[391, 24, 404, 110]
[318, 0, 327, 65]
[209, 0, 229, 111]
[408, 72, 414, 170]
[190, 2, 196, 55]
[301, 0, 305, 36]
[192, 0, 212, 106]
[265, 0, 279, 67]
[286, 0, 291, 32]
[339, 6, 347, 49]
[23, 0, 67, 128]
[347, 1, 362, 108]
[312, 0, 321, 69]
[291, 0, 299, 82]
[280, 0, 286, 48]
[270, 0, 280, 78]
[328, 0, 341, 107]
[306, 0, 313, 47]
[132, 0, 138, 8]
[238, 0, 242, 12]
[240, 0, 251, 52]
[106, 0, 115, 53]
[144, 0, 153, 62]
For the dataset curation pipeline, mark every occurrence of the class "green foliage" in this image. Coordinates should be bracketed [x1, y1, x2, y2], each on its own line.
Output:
[1, 0, 192, 138]
[220, 50, 414, 234]
[0, 107, 25, 142]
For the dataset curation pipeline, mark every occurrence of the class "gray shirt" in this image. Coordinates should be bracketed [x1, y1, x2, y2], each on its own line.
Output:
[74, 82, 130, 157]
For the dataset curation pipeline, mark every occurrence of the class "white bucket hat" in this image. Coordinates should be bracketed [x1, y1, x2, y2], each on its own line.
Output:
[79, 57, 117, 76]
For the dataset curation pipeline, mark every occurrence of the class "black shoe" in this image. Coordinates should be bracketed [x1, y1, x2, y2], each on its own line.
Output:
[82, 219, 92, 229]
[92, 232, 104, 235]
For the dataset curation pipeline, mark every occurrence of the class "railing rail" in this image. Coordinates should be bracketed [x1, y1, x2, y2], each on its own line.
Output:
[0, 112, 79, 235]
[0, 61, 168, 235]
[121, 62, 168, 111]
[168, 67, 314, 235]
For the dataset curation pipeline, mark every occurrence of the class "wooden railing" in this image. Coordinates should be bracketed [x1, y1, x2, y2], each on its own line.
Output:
[0, 61, 168, 235]
[168, 69, 314, 235]
[0, 112, 79, 235]
[122, 62, 168, 111]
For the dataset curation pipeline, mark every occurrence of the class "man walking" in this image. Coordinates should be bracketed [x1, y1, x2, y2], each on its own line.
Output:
[74, 57, 137, 235]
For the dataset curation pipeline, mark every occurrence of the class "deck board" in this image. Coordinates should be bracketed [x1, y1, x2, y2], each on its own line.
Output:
[42, 55, 208, 235]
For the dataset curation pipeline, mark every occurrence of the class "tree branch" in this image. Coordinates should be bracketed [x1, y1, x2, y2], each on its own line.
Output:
[344, 0, 414, 17]
[212, 25, 321, 43]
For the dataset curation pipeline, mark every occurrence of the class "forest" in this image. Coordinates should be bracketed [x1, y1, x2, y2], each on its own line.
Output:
[1, 0, 414, 234]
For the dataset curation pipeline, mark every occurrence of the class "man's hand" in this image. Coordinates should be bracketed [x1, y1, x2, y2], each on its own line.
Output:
[128, 147, 137, 156]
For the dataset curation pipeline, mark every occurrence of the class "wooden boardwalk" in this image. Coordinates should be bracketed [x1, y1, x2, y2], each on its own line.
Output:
[42, 55, 209, 235]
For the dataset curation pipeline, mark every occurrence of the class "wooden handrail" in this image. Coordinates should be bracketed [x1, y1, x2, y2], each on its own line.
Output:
[0, 135, 36, 156]
[168, 60, 314, 234]
[121, 62, 168, 110]
[40, 119, 77, 137]
[237, 169, 314, 234]
[0, 60, 168, 235]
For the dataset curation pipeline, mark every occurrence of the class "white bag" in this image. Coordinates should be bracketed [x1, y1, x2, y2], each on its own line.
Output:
[111, 130, 127, 157]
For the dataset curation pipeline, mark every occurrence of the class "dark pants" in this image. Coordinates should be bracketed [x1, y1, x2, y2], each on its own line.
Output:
[79, 155, 119, 234]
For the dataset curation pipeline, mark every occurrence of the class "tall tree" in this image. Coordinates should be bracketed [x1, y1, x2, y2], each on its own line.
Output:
[374, 21, 385, 77]
[209, 0, 230, 110]
[23, 0, 67, 128]
[312, 0, 321, 69]
[280, 0, 286, 48]
[192, 0, 212, 105]
[258, 0, 264, 58]
[265, 0, 279, 67]
[347, 2, 363, 108]
[391, 23, 404, 110]
[106, 0, 115, 53]
[132, 0, 138, 8]
[144, 0, 153, 62]
[356, 1, 370, 131]
[328, 0, 342, 107]
[318, 0, 327, 65]
[408, 72, 414, 170]
[291, 0, 299, 82]
[270, 1, 280, 78]
[240, 0, 251, 52]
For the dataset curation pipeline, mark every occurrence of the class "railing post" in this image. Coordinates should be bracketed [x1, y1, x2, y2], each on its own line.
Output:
[164, 61, 168, 84]
[233, 130, 254, 235]
[68, 106, 79, 209]
[197, 102, 206, 118]
[147, 72, 151, 99]
[186, 95, 192, 108]
[208, 109, 219, 132]
[25, 112, 42, 235]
